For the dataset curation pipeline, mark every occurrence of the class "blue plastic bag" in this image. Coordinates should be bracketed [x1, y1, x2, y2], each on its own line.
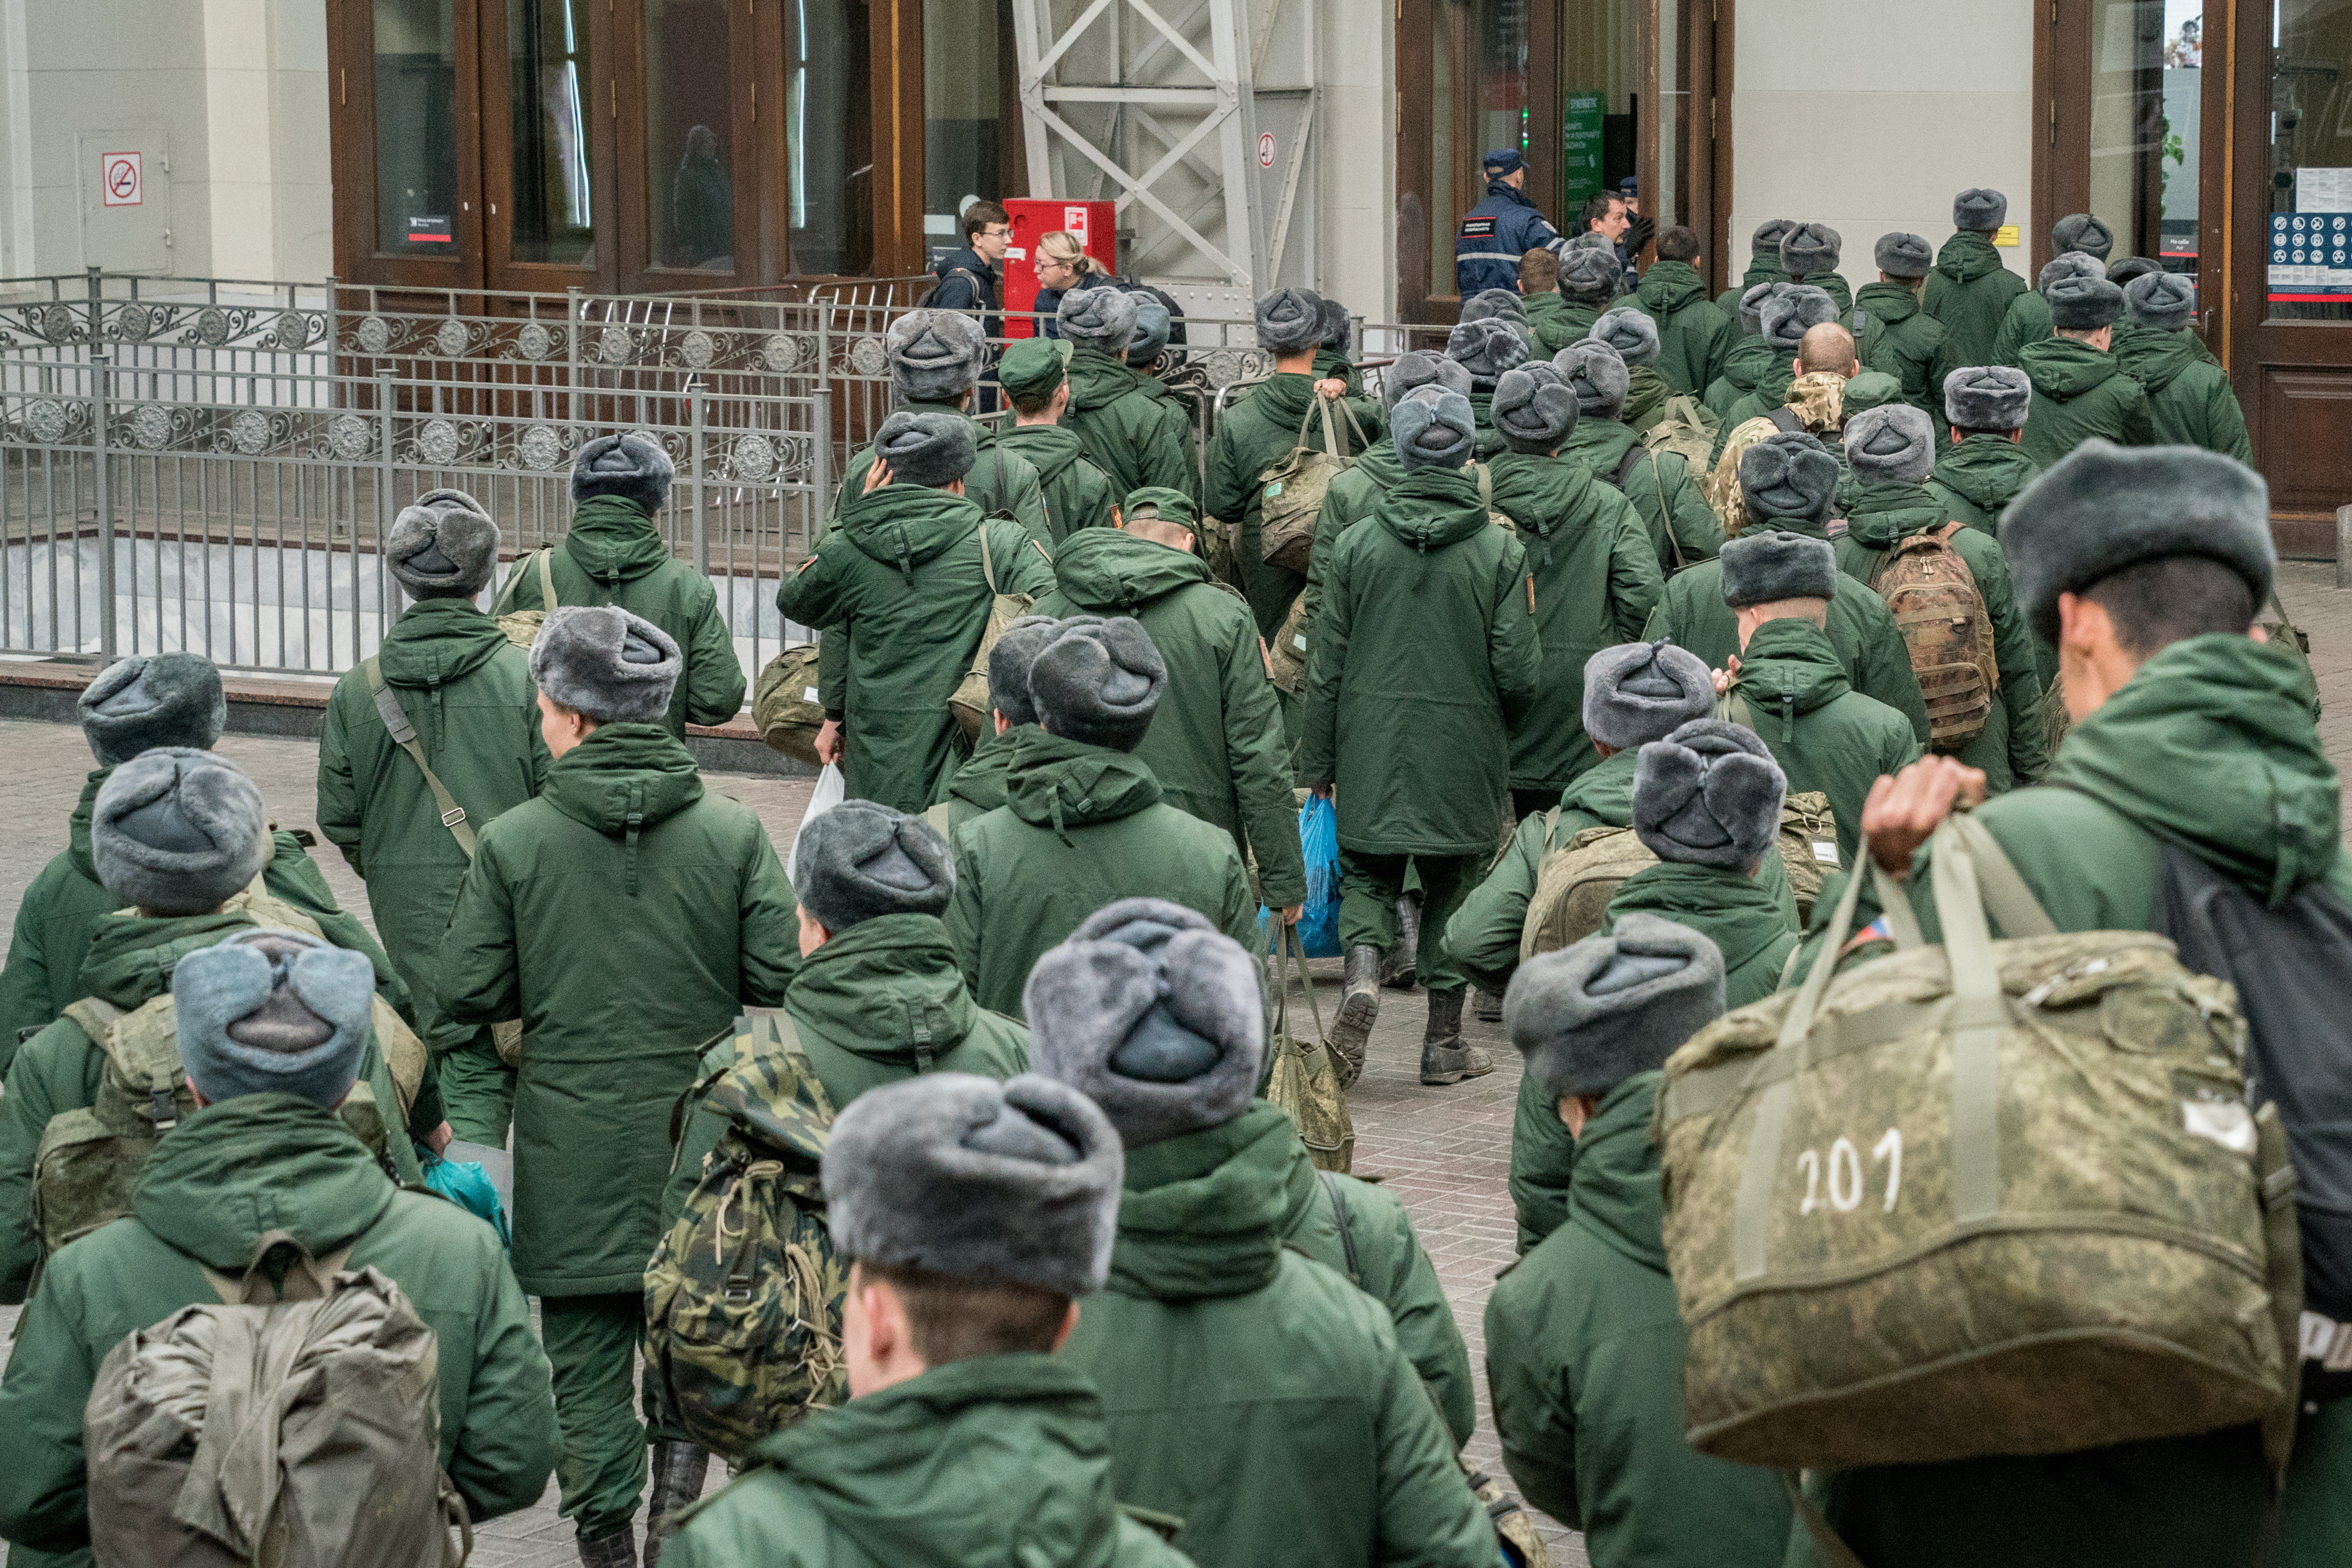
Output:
[420, 1150, 513, 1248]
[1294, 794, 1343, 958]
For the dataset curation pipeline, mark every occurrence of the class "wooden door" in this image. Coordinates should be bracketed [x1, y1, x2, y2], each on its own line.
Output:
[478, 0, 617, 294]
[330, 0, 489, 292]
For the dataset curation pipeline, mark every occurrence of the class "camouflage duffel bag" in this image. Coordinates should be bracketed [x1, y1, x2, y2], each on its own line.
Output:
[1655, 812, 2304, 1471]
[646, 1010, 849, 1459]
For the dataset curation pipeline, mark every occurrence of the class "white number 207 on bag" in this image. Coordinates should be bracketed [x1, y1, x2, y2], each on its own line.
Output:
[1797, 1129, 1903, 1215]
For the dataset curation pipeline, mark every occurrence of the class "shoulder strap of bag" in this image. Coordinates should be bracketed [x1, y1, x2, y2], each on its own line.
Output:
[1939, 812, 2056, 939]
[365, 657, 477, 857]
[62, 997, 125, 1046]
[1475, 463, 1494, 511]
[925, 802, 954, 836]
[201, 1228, 358, 1307]
[1652, 449, 1688, 571]
[1333, 396, 1370, 454]
[978, 520, 1000, 594]
[1767, 405, 1806, 435]
[1319, 1170, 1363, 1286]
[1612, 442, 1646, 492]
[537, 544, 558, 609]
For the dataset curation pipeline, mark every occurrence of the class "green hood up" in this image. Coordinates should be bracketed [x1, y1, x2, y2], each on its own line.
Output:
[1608, 861, 1795, 980]
[2112, 328, 2205, 396]
[1932, 435, 2040, 512]
[1106, 1102, 1293, 1301]
[132, 1094, 396, 1272]
[837, 483, 987, 580]
[377, 597, 515, 689]
[1045, 526, 1215, 612]
[1375, 465, 1493, 554]
[946, 722, 1028, 817]
[76, 909, 258, 1010]
[1067, 347, 1150, 414]
[1005, 728, 1164, 834]
[1717, 337, 1780, 396]
[64, 766, 110, 885]
[563, 495, 676, 586]
[1565, 1072, 1668, 1272]
[2018, 335, 2124, 400]
[537, 723, 705, 837]
[1636, 260, 1709, 316]
[2045, 634, 2339, 907]
[1732, 617, 1855, 731]
[1738, 255, 1789, 293]
[746, 1354, 1139, 1568]
[1844, 480, 1947, 548]
[1934, 230, 2009, 285]
[786, 914, 977, 1066]
[1854, 280, 1922, 327]
[1622, 366, 1672, 429]
[993, 423, 1092, 487]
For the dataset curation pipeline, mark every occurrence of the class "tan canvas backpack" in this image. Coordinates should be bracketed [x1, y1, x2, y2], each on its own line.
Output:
[946, 524, 1046, 740]
[1870, 523, 1997, 752]
[1257, 396, 1367, 574]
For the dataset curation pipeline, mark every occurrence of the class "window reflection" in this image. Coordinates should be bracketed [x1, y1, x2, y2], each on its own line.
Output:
[509, 0, 595, 265]
[375, 0, 460, 255]
[791, 0, 873, 274]
[646, 0, 735, 272]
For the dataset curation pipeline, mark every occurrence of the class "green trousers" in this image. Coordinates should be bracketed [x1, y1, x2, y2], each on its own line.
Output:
[1337, 850, 1483, 994]
[439, 1029, 518, 1146]
[541, 1292, 649, 1542]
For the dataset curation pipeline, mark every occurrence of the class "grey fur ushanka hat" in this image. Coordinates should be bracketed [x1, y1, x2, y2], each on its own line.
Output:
[1446, 316, 1530, 388]
[1492, 365, 1579, 455]
[1553, 340, 1630, 418]
[1740, 431, 1841, 524]
[1382, 350, 1473, 410]
[173, 930, 377, 1109]
[1583, 640, 1713, 751]
[1945, 366, 2032, 432]
[79, 653, 226, 766]
[2052, 212, 2116, 260]
[1720, 530, 1838, 608]
[1255, 287, 1325, 353]
[1558, 246, 1623, 303]
[1028, 616, 1166, 751]
[824, 1071, 1125, 1297]
[987, 613, 1064, 725]
[2126, 271, 2196, 332]
[1505, 913, 1726, 1102]
[888, 309, 988, 401]
[1392, 386, 1478, 470]
[1952, 188, 2008, 232]
[1060, 287, 1139, 355]
[1780, 223, 1841, 278]
[2047, 274, 2125, 331]
[1844, 404, 1937, 485]
[1633, 718, 1787, 871]
[1462, 288, 1530, 328]
[1760, 286, 1838, 352]
[92, 747, 272, 915]
[571, 431, 675, 513]
[872, 410, 979, 488]
[530, 605, 682, 724]
[1874, 232, 1932, 279]
[1738, 281, 1787, 337]
[2038, 252, 2106, 292]
[794, 800, 954, 931]
[387, 487, 501, 600]
[1589, 308, 1660, 368]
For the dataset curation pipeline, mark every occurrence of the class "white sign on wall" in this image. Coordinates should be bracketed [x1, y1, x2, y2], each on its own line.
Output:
[100, 152, 142, 208]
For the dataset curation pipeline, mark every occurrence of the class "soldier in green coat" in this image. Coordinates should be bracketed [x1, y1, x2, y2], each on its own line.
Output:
[0, 944, 558, 1568]
[783, 414, 1057, 813]
[1059, 288, 1195, 501]
[946, 617, 1258, 1017]
[1712, 287, 1844, 446]
[1648, 433, 1932, 743]
[1554, 340, 1723, 571]
[1537, 244, 1622, 355]
[1992, 212, 2115, 365]
[1032, 498, 1307, 911]
[1487, 919, 1794, 1568]
[1301, 388, 1541, 1085]
[1486, 366, 1664, 814]
[2018, 274, 2155, 470]
[666, 1072, 1187, 1568]
[930, 615, 1060, 836]
[1836, 405, 2048, 792]
[1714, 218, 1794, 315]
[2116, 272, 2252, 461]
[1853, 233, 1955, 432]
[1448, 314, 1531, 457]
[1314, 295, 1389, 441]
[438, 607, 800, 1567]
[1716, 532, 1920, 866]
[1922, 189, 2028, 370]
[1793, 441, 2352, 1568]
[318, 490, 548, 1145]
[1927, 366, 2041, 535]
[1028, 912, 1498, 1568]
[1301, 351, 1467, 641]
[993, 337, 1123, 541]
[1702, 283, 1789, 424]
[1778, 222, 1853, 319]
[1629, 227, 1740, 396]
[492, 432, 746, 739]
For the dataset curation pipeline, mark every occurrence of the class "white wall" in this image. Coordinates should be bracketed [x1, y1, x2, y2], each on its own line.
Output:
[1730, 0, 2035, 296]
[1314, 0, 1395, 321]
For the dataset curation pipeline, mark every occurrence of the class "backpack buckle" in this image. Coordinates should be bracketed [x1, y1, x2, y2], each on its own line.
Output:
[441, 807, 467, 828]
[148, 1087, 178, 1130]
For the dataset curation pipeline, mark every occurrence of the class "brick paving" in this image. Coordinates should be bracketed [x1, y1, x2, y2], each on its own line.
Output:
[4, 558, 2350, 1566]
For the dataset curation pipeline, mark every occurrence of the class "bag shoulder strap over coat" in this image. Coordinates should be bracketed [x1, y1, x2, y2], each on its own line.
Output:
[364, 657, 477, 857]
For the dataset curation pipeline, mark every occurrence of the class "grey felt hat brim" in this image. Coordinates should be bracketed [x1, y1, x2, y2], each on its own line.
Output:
[1874, 232, 1932, 279]
[2037, 253, 2106, 292]
[1843, 404, 1937, 485]
[530, 604, 683, 724]
[2053, 212, 2117, 260]
[1760, 286, 1838, 351]
[1953, 188, 2009, 232]
[887, 310, 988, 401]
[1383, 350, 1473, 411]
[1061, 288, 1140, 355]
[173, 930, 376, 1108]
[2125, 271, 2197, 331]
[1780, 223, 1842, 278]
[1028, 616, 1167, 751]
[388, 488, 501, 599]
[1633, 718, 1787, 871]
[2001, 439, 2275, 645]
[1492, 365, 1579, 454]
[78, 653, 226, 767]
[1256, 287, 1326, 353]
[1740, 432, 1841, 524]
[1553, 341, 1630, 418]
[1583, 640, 1714, 750]
[92, 747, 272, 915]
[571, 431, 675, 513]
[1590, 308, 1660, 368]
[1463, 288, 1529, 326]
[1391, 387, 1477, 470]
[1504, 912, 1726, 1102]
[987, 614, 1063, 725]
[1720, 530, 1838, 608]
[1944, 366, 2032, 431]
[1558, 248, 1623, 303]
[824, 1072, 1125, 1297]
[2047, 275, 2125, 330]
[873, 409, 979, 488]
[793, 800, 955, 931]
[1445, 317, 1530, 388]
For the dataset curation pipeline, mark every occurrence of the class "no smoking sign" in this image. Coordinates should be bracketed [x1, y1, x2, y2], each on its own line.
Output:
[101, 152, 142, 208]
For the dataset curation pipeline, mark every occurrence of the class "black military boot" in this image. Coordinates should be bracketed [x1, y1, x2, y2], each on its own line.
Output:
[1473, 987, 1503, 1023]
[1419, 989, 1494, 1085]
[1382, 896, 1420, 989]
[643, 1442, 711, 1566]
[577, 1527, 638, 1568]
[1333, 944, 1383, 1082]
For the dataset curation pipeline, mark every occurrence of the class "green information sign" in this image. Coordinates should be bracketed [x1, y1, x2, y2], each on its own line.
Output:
[1563, 92, 1604, 214]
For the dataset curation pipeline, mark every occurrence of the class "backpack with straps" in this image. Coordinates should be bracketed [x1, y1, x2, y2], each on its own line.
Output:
[1869, 522, 1998, 753]
[489, 548, 560, 649]
[645, 1008, 850, 1459]
[946, 523, 1044, 740]
[751, 644, 827, 766]
[1258, 396, 1368, 574]
[1639, 394, 1721, 488]
[1606, 441, 1692, 573]
[1262, 924, 1353, 1169]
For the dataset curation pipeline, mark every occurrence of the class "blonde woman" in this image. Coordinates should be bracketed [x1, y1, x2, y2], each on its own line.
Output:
[1033, 231, 1113, 337]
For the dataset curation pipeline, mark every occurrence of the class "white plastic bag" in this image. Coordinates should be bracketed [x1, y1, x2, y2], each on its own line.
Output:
[787, 763, 845, 874]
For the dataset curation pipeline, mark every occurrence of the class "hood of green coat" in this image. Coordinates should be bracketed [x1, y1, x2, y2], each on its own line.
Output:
[1932, 436, 2039, 511]
[751, 1355, 1135, 1568]
[1350, 441, 1406, 491]
[67, 765, 111, 884]
[1637, 260, 1708, 315]
[1487, 451, 1598, 542]
[1845, 481, 1947, 548]
[1376, 466, 1494, 553]
[1564, 417, 1638, 473]
[132, 1095, 396, 1271]
[1566, 1073, 1668, 1271]
[1749, 363, 1797, 411]
[1854, 281, 1921, 326]
[1733, 617, 1852, 718]
[1610, 861, 1792, 973]
[1047, 526, 1213, 612]
[1718, 337, 1780, 395]
[1557, 747, 1638, 828]
[1106, 1102, 1293, 1300]
[2113, 328, 2204, 395]
[563, 495, 674, 584]
[837, 483, 986, 575]
[379, 598, 514, 688]
[78, 910, 257, 1010]
[790, 915, 978, 1061]
[1241, 371, 1320, 434]
[1622, 366, 1671, 428]
[994, 423, 1090, 486]
[1067, 347, 1146, 412]
[1935, 230, 2008, 284]
[2044, 634, 2340, 907]
[1739, 255, 1790, 291]
[2018, 335, 2120, 399]
[538, 723, 705, 835]
[1005, 728, 1163, 831]
[949, 723, 1026, 813]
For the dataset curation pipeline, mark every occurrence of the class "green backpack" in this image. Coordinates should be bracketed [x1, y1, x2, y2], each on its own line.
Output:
[1257, 395, 1367, 574]
[645, 1009, 850, 1459]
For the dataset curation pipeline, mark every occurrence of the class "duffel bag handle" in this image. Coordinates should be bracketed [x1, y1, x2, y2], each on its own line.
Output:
[1776, 856, 1918, 1057]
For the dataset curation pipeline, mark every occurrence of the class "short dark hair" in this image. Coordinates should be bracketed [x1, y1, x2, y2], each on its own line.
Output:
[859, 1259, 1070, 1365]
[1010, 388, 1059, 418]
[2083, 555, 2258, 660]
[1581, 194, 1624, 231]
[962, 200, 1011, 242]
[1656, 226, 1702, 262]
[1949, 424, 2017, 440]
[1518, 248, 1559, 292]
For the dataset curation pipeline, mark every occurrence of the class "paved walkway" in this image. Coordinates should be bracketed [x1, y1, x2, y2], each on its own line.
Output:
[4, 560, 2349, 1566]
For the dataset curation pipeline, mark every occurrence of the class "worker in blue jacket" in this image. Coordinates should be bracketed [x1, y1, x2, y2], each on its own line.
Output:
[1455, 148, 1565, 299]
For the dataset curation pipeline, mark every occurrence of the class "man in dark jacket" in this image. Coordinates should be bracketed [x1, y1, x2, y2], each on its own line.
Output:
[1302, 387, 1540, 1085]
[1486, 917, 1795, 1568]
[1854, 233, 1955, 433]
[1778, 222, 1852, 319]
[492, 433, 745, 739]
[2019, 274, 2155, 469]
[994, 337, 1122, 541]
[1993, 212, 2115, 364]
[665, 1072, 1188, 1568]
[0, 932, 559, 1568]
[1554, 339, 1722, 571]
[1455, 147, 1565, 298]
[1629, 226, 1739, 396]
[1060, 288, 1195, 502]
[945, 617, 1257, 1016]
[786, 413, 1056, 812]
[1032, 492, 1307, 912]
[2115, 272, 2251, 461]
[1714, 218, 1794, 315]
[1923, 188, 2027, 369]
[1927, 366, 2041, 536]
[319, 488, 547, 1145]
[924, 198, 1009, 331]
[1486, 365, 1663, 814]
[931, 615, 1062, 835]
[1032, 908, 1497, 1568]
[438, 605, 800, 1568]
[1798, 440, 2352, 1568]
[833, 310, 1049, 541]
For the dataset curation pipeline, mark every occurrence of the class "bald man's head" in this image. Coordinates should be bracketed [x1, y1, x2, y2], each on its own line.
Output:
[1796, 322, 1858, 377]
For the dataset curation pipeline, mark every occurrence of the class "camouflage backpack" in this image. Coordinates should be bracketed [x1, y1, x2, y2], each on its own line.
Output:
[752, 643, 826, 766]
[946, 525, 1046, 740]
[1868, 523, 1997, 752]
[1257, 395, 1367, 574]
[488, 547, 559, 649]
[645, 1009, 849, 1459]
